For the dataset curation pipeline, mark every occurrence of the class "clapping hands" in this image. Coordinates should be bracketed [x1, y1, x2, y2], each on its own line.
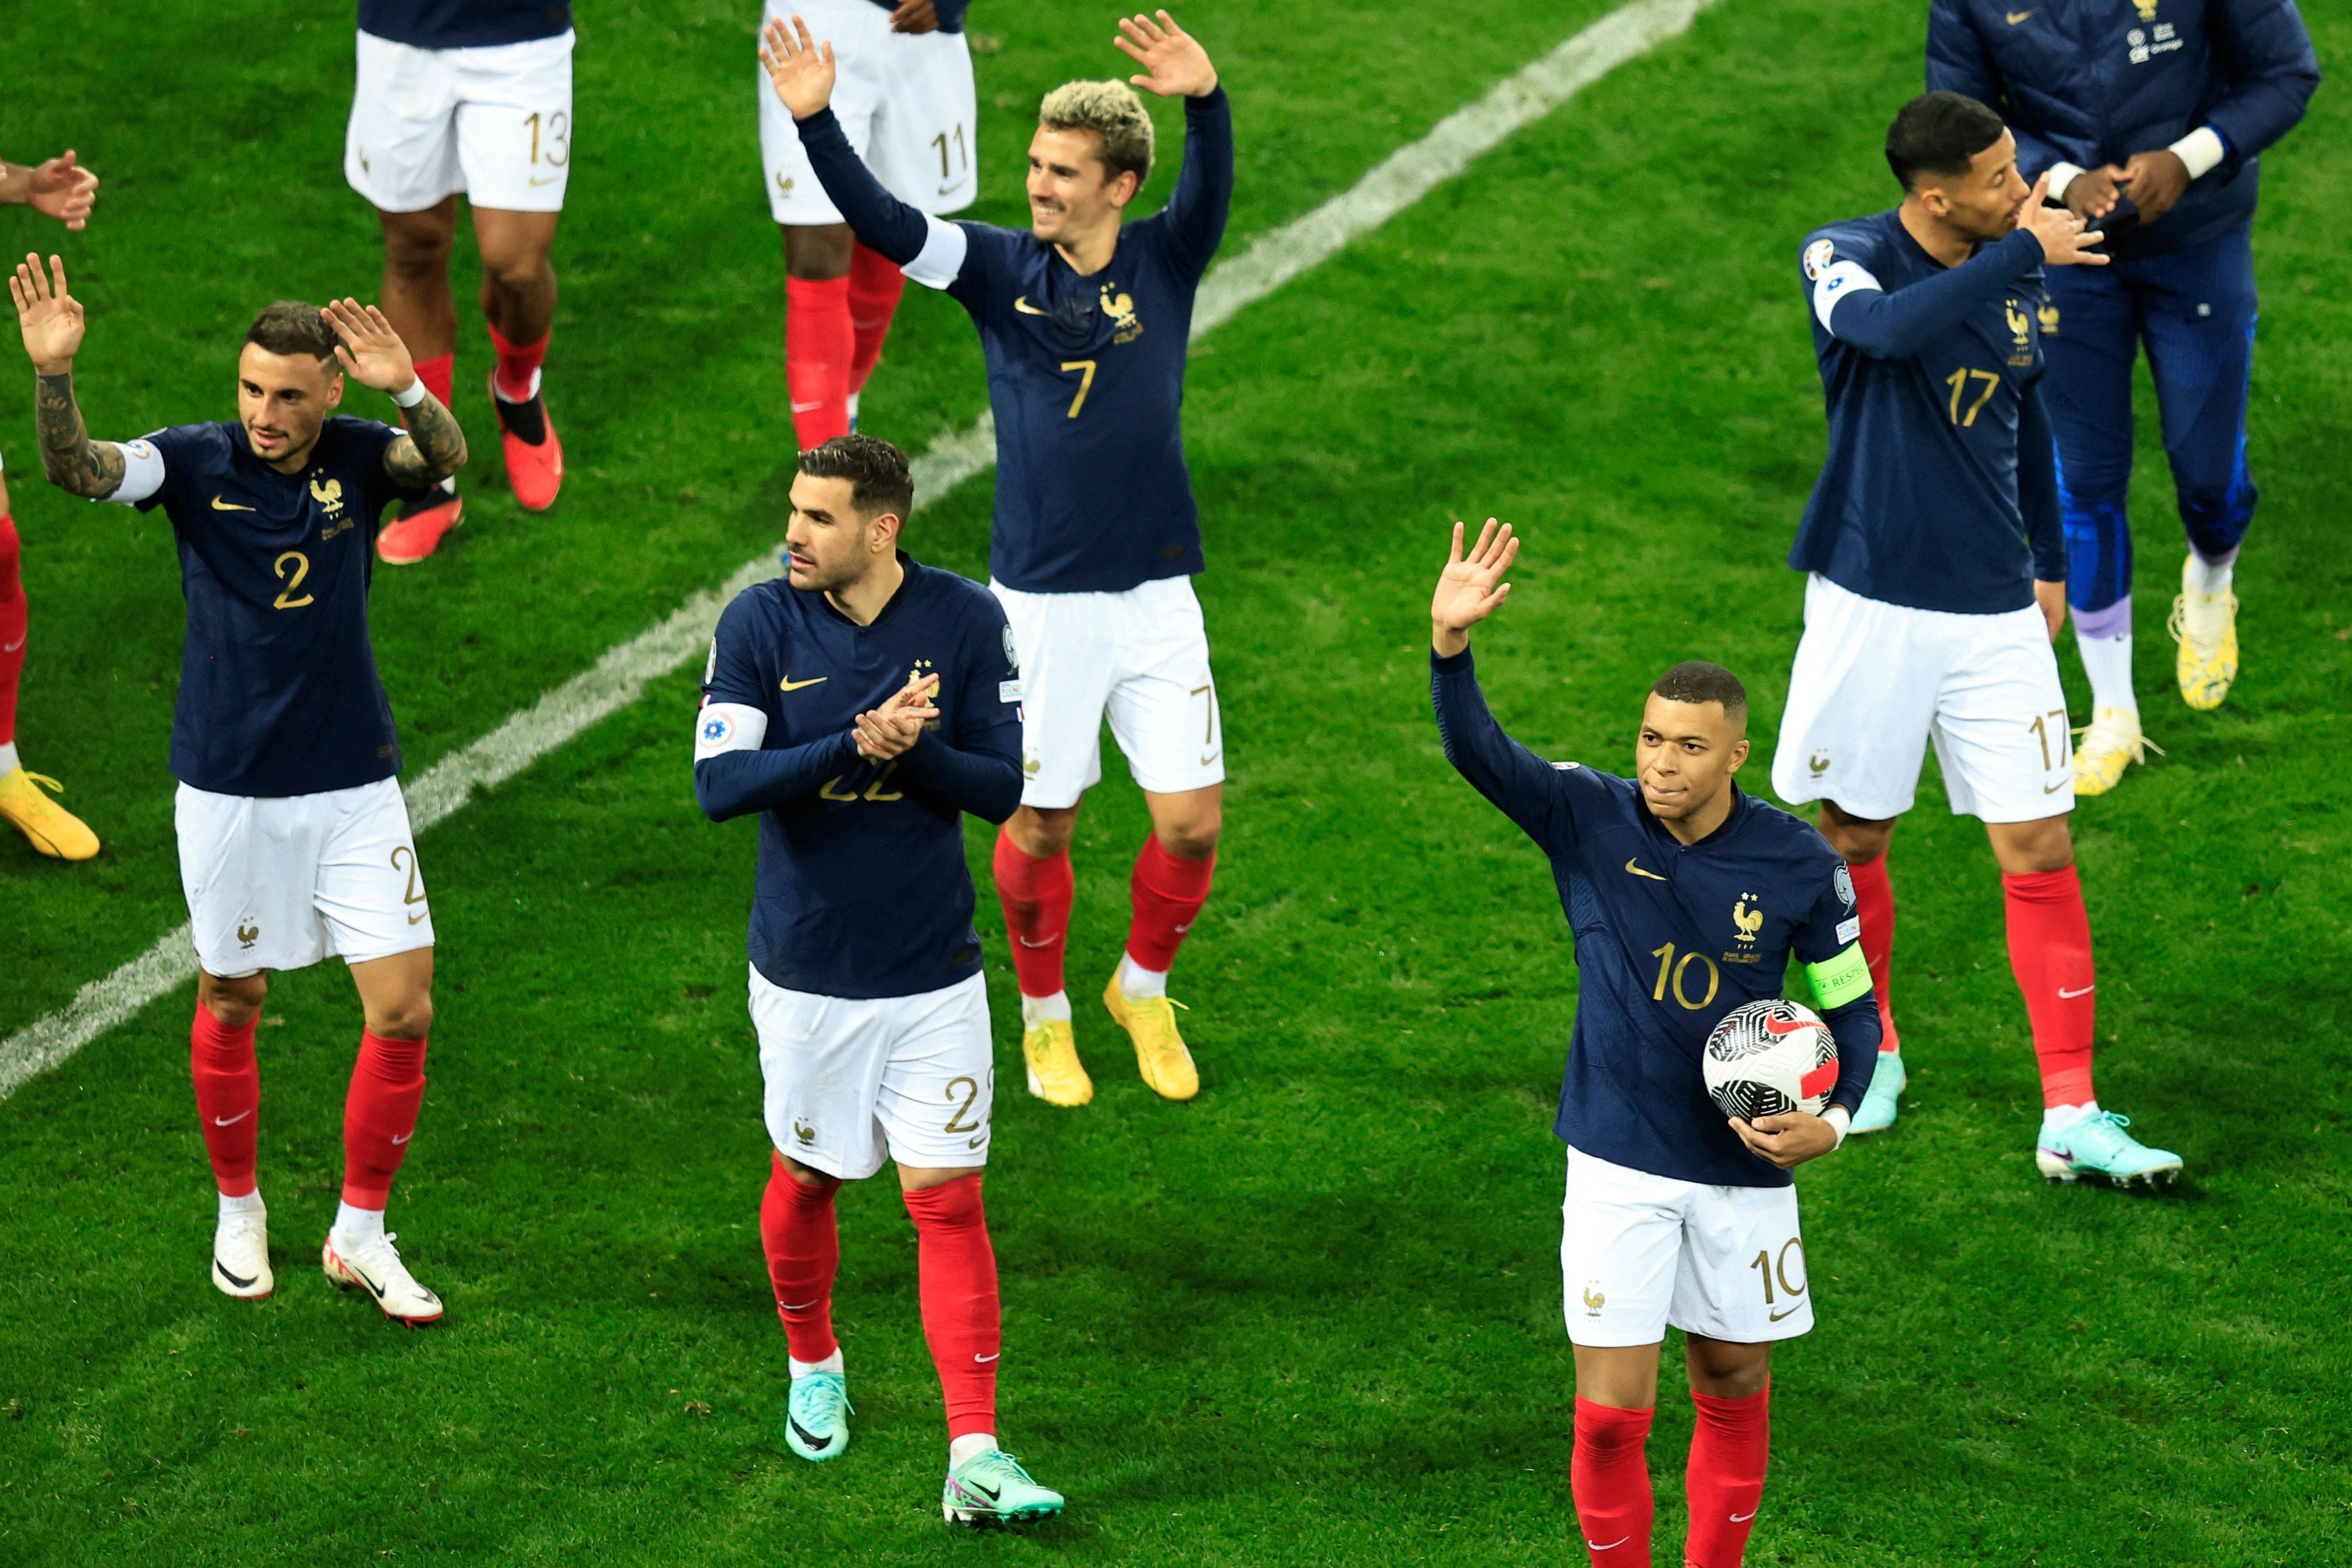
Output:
[854, 671, 940, 761]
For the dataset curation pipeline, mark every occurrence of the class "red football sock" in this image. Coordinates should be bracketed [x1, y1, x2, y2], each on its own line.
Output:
[2004, 865, 2097, 1107]
[785, 274, 853, 451]
[1126, 836, 1215, 974]
[340, 1029, 428, 1208]
[0, 513, 24, 748]
[760, 1153, 840, 1362]
[1684, 1384, 1772, 1568]
[486, 321, 548, 404]
[1847, 853, 1900, 1054]
[189, 1003, 260, 1199]
[411, 351, 455, 414]
[846, 243, 906, 395]
[993, 828, 1072, 999]
[1571, 1397, 1655, 1567]
[903, 1174, 1000, 1441]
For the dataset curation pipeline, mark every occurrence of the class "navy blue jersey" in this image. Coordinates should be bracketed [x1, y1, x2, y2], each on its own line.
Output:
[1433, 650, 1881, 1188]
[794, 88, 1234, 594]
[1929, 0, 2319, 258]
[1791, 213, 2067, 615]
[695, 555, 1024, 1000]
[358, 0, 572, 48]
[133, 418, 426, 797]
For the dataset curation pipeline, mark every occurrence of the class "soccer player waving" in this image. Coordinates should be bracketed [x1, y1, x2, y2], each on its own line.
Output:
[1773, 93, 2182, 1183]
[696, 435, 1063, 1528]
[1430, 520, 1878, 1568]
[763, 10, 1232, 1109]
[13, 256, 466, 1322]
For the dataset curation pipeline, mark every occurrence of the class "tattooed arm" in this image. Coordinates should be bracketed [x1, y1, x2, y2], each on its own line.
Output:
[12, 254, 130, 498]
[322, 297, 466, 488]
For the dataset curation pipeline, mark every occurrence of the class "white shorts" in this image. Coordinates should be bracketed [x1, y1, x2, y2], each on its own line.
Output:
[176, 777, 434, 979]
[1562, 1146, 1813, 1348]
[991, 575, 1224, 810]
[758, 0, 977, 225]
[345, 28, 576, 213]
[751, 967, 993, 1182]
[1770, 573, 2074, 824]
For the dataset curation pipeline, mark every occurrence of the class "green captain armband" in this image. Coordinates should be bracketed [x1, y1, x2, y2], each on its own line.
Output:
[1805, 942, 1873, 1011]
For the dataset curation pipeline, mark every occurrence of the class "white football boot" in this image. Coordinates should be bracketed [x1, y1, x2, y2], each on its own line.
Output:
[212, 1207, 273, 1300]
[322, 1231, 446, 1325]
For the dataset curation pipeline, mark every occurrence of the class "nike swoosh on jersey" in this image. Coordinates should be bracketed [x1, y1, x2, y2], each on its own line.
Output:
[2005, 8, 2034, 21]
[211, 496, 256, 511]
[1013, 295, 1047, 315]
[779, 675, 829, 692]
[1624, 858, 1667, 881]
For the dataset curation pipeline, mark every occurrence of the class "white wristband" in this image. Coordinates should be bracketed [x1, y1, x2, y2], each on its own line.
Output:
[1823, 1105, 1851, 1149]
[391, 377, 428, 409]
[2169, 126, 2227, 181]
[2045, 161, 2086, 201]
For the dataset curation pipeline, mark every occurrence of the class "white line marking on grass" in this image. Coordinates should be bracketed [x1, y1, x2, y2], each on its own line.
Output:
[0, 0, 1718, 1102]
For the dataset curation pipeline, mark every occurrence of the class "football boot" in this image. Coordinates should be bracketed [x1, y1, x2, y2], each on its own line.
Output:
[942, 1448, 1065, 1530]
[0, 766, 99, 860]
[1021, 1018, 1093, 1107]
[212, 1206, 273, 1300]
[784, 1370, 852, 1462]
[2036, 1110, 2183, 1188]
[2169, 555, 2238, 711]
[2071, 707, 2159, 797]
[1848, 1051, 1905, 1136]
[491, 373, 564, 512]
[1102, 977, 1198, 1102]
[322, 1230, 445, 1325]
[377, 484, 463, 565]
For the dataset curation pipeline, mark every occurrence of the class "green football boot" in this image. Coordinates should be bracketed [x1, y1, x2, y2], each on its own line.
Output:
[941, 1448, 1065, 1529]
[1848, 1052, 1905, 1135]
[784, 1370, 852, 1462]
[2035, 1110, 2183, 1188]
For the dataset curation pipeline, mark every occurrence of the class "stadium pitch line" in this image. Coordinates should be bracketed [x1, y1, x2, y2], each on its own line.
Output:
[0, 0, 1722, 1102]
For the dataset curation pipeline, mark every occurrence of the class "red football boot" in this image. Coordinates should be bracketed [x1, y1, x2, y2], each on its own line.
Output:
[376, 486, 464, 565]
[491, 373, 564, 511]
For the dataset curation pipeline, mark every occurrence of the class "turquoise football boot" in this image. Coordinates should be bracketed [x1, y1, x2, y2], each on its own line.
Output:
[784, 1370, 852, 1462]
[1848, 1052, 1905, 1135]
[941, 1448, 1065, 1529]
[2036, 1110, 2183, 1188]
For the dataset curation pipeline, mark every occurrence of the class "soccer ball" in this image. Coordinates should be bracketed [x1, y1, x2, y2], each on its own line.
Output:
[1702, 999, 1839, 1120]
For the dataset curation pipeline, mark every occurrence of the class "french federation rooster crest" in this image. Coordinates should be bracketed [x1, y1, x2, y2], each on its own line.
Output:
[1733, 896, 1764, 943]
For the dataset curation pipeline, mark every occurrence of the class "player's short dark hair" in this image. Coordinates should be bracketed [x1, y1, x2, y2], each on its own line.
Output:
[1884, 91, 2008, 191]
[798, 433, 915, 523]
[243, 301, 339, 364]
[1651, 661, 1748, 726]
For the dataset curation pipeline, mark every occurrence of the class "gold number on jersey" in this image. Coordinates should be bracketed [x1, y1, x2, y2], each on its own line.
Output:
[2027, 708, 2070, 771]
[390, 844, 425, 907]
[1944, 367, 2001, 426]
[929, 123, 968, 180]
[1060, 359, 1096, 419]
[525, 110, 571, 168]
[272, 550, 314, 610]
[817, 760, 903, 803]
[1649, 942, 1720, 1010]
[942, 1075, 983, 1135]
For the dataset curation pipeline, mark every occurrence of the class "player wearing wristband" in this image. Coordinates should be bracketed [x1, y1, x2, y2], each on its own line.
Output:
[762, 11, 1232, 1110]
[1929, 0, 2319, 786]
[0, 152, 103, 860]
[14, 258, 467, 1323]
[1773, 94, 2180, 1182]
[1430, 519, 1878, 1568]
[344, 0, 577, 562]
[757, 0, 979, 449]
[696, 435, 1063, 1529]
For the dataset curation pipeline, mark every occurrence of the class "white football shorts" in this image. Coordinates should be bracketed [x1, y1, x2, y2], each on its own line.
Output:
[1562, 1145, 1814, 1348]
[176, 777, 434, 980]
[991, 575, 1224, 810]
[345, 28, 576, 213]
[1771, 573, 2074, 824]
[758, 0, 978, 225]
[751, 967, 993, 1182]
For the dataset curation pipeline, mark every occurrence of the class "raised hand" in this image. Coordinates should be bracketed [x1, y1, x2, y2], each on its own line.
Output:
[10, 254, 86, 372]
[1431, 518, 1519, 656]
[1114, 10, 1217, 98]
[760, 15, 839, 119]
[323, 298, 416, 393]
[25, 152, 99, 231]
[2016, 172, 2108, 267]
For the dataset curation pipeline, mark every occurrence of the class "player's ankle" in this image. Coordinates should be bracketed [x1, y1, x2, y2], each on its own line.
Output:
[1020, 991, 1071, 1027]
[330, 1200, 386, 1250]
[1117, 953, 1168, 999]
[2041, 1099, 2098, 1131]
[950, 1431, 997, 1466]
[218, 1188, 265, 1220]
[789, 1347, 844, 1379]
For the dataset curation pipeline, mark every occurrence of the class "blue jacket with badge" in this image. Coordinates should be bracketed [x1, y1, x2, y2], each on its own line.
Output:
[1927, 0, 2319, 255]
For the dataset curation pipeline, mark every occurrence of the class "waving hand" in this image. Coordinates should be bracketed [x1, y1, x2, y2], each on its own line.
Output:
[1431, 519, 1519, 657]
[1114, 10, 1217, 98]
[761, 15, 839, 119]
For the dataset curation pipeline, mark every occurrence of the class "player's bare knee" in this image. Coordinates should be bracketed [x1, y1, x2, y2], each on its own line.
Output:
[1685, 1335, 1772, 1399]
[198, 971, 267, 1028]
[1155, 816, 1219, 861]
[782, 223, 855, 281]
[1817, 801, 1894, 864]
[379, 209, 456, 277]
[777, 1153, 839, 1191]
[362, 987, 433, 1040]
[1008, 804, 1078, 859]
[1987, 814, 2074, 875]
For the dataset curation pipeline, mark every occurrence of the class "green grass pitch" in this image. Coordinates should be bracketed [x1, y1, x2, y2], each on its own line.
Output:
[3, 0, 2349, 1560]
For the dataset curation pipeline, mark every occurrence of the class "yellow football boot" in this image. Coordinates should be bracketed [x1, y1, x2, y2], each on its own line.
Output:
[2168, 555, 2239, 711]
[0, 767, 99, 860]
[1021, 1017, 1093, 1107]
[2071, 707, 2159, 797]
[1102, 976, 1199, 1102]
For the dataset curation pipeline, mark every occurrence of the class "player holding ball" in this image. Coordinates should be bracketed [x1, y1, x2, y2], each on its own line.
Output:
[1429, 519, 1879, 1568]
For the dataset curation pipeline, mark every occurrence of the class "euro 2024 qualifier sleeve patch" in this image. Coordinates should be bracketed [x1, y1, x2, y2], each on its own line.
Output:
[1804, 238, 1836, 281]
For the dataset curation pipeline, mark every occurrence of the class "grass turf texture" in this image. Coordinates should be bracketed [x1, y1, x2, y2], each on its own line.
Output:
[2, 0, 2347, 1560]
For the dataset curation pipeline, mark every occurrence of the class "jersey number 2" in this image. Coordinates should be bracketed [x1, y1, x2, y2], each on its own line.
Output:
[272, 551, 313, 610]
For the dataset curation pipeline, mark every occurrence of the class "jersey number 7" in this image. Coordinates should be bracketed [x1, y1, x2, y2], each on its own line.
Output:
[1059, 359, 1096, 419]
